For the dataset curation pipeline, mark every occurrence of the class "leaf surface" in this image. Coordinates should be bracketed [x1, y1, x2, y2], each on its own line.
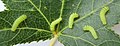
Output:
[0, 0, 120, 46]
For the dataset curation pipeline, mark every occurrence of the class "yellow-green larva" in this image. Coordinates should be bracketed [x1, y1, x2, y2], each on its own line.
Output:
[83, 25, 98, 39]
[100, 6, 109, 25]
[50, 17, 62, 31]
[69, 13, 79, 28]
[11, 14, 27, 31]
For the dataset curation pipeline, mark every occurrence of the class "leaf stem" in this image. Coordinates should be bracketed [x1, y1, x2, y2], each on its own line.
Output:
[49, 34, 58, 46]
[0, 27, 51, 33]
[60, 0, 65, 17]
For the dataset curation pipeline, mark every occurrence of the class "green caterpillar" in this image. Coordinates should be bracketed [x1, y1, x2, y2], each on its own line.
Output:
[69, 13, 79, 28]
[11, 14, 27, 31]
[100, 6, 109, 25]
[50, 17, 62, 31]
[83, 25, 98, 39]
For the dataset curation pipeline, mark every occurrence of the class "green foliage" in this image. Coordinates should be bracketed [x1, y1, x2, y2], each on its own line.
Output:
[0, 0, 120, 46]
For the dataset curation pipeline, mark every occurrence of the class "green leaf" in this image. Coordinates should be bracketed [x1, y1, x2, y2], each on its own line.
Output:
[0, 0, 120, 46]
[58, 0, 120, 46]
